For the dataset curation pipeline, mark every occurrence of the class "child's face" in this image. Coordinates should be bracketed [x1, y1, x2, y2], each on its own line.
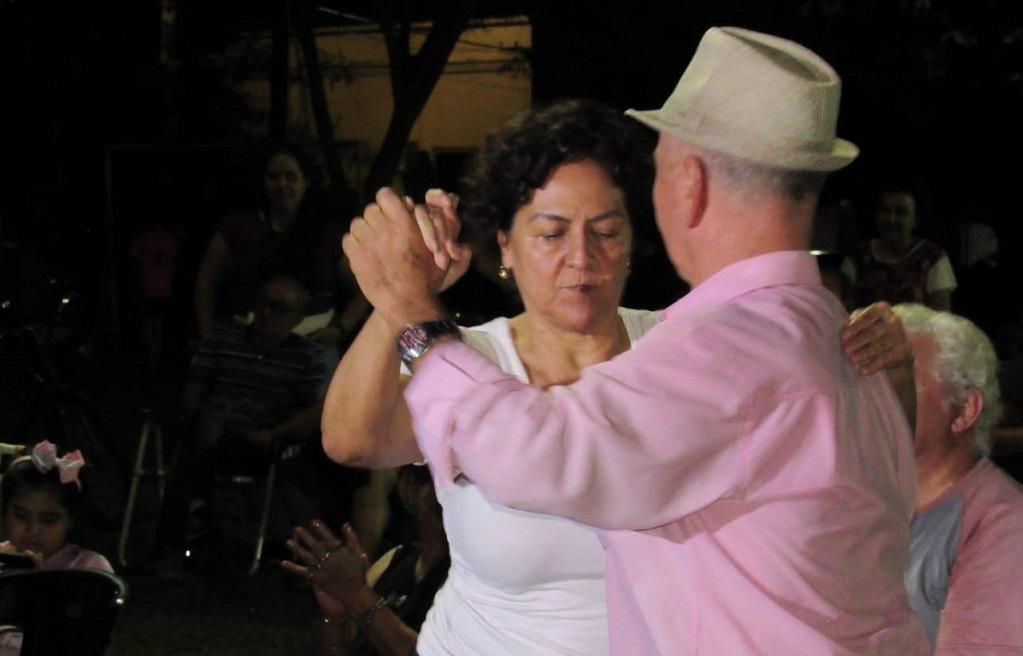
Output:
[4, 488, 72, 561]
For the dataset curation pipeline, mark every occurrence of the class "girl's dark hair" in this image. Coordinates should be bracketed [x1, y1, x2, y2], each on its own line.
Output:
[2, 455, 83, 520]
[458, 99, 655, 250]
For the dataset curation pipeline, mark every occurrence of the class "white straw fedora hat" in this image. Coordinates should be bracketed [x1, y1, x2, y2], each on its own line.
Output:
[626, 26, 858, 172]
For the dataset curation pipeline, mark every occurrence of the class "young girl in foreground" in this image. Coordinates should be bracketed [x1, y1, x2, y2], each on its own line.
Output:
[0, 441, 114, 654]
[0, 440, 112, 572]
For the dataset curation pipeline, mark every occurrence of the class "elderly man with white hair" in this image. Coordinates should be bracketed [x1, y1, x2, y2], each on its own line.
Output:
[894, 304, 1023, 654]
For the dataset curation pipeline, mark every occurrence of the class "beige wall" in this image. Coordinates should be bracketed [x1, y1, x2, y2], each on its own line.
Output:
[235, 18, 531, 169]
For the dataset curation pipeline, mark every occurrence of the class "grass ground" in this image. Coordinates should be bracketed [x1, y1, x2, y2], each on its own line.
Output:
[103, 486, 322, 656]
[107, 566, 316, 655]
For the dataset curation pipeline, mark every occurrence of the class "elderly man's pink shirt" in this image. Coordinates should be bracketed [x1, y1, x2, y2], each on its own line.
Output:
[406, 251, 928, 655]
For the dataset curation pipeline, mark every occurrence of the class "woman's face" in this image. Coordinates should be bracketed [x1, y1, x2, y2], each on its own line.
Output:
[264, 153, 308, 214]
[499, 159, 632, 333]
[4, 488, 73, 560]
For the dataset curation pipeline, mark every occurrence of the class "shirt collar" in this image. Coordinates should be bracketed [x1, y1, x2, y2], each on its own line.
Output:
[660, 251, 822, 321]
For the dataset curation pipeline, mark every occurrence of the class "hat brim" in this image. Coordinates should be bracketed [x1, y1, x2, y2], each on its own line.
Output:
[626, 108, 859, 172]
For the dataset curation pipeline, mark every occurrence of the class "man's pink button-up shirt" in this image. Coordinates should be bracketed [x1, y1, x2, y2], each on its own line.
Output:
[406, 251, 928, 654]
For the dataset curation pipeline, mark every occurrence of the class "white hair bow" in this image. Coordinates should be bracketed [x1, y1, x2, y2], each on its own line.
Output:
[30, 440, 85, 489]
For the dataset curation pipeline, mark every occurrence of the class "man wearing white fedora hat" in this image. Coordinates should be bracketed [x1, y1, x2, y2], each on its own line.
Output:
[343, 26, 928, 655]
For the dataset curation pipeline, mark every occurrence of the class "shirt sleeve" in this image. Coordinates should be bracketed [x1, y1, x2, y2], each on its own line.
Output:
[78, 550, 115, 574]
[927, 254, 957, 293]
[405, 319, 753, 530]
[934, 502, 1023, 655]
[298, 344, 333, 402]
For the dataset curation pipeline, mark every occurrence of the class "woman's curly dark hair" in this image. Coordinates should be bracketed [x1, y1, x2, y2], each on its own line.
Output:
[458, 99, 655, 250]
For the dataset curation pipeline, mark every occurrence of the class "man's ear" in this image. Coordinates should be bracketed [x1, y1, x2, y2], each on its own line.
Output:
[952, 388, 984, 436]
[677, 155, 708, 229]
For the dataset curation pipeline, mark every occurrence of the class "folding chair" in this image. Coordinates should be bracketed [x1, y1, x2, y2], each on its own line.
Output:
[211, 436, 297, 574]
[0, 568, 128, 656]
[117, 408, 170, 568]
[119, 408, 297, 574]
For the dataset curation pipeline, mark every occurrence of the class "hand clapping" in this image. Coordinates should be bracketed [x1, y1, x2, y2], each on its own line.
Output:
[281, 521, 374, 618]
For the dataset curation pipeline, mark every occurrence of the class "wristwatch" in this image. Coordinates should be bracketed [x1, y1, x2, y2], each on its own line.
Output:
[396, 319, 460, 368]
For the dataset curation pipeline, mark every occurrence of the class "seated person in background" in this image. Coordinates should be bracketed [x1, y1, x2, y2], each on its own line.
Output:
[274, 445, 371, 560]
[156, 275, 334, 570]
[852, 188, 956, 311]
[282, 464, 448, 656]
[0, 441, 113, 656]
[195, 146, 368, 348]
[893, 303, 1023, 654]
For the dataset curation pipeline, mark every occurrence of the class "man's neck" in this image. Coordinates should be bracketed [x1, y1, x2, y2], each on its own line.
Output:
[684, 194, 815, 288]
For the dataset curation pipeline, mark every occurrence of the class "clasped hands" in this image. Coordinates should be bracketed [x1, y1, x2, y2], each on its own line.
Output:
[342, 188, 471, 333]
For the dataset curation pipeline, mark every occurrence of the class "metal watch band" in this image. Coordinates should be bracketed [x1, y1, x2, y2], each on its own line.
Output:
[396, 319, 460, 368]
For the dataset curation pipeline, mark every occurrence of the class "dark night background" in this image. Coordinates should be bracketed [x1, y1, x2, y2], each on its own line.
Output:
[2, 0, 1021, 349]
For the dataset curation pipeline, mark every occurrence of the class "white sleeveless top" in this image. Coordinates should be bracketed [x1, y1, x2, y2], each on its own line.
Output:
[416, 308, 660, 656]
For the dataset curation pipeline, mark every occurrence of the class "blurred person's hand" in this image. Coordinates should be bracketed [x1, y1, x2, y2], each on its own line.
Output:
[0, 541, 44, 569]
[841, 302, 913, 375]
[282, 520, 373, 619]
[419, 189, 472, 291]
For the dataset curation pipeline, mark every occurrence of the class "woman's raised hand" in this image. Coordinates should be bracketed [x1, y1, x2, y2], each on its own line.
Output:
[410, 189, 472, 292]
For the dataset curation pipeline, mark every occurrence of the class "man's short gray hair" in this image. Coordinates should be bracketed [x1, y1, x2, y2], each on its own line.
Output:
[697, 147, 826, 202]
[893, 303, 1002, 456]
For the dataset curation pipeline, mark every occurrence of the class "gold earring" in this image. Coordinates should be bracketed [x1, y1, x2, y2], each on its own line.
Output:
[498, 265, 510, 280]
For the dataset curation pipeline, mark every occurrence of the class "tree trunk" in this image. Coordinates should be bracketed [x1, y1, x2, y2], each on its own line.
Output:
[269, 0, 290, 140]
[293, 0, 355, 201]
[362, 3, 468, 197]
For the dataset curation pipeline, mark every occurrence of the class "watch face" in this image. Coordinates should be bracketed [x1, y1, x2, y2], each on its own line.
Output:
[397, 320, 459, 366]
[398, 324, 430, 359]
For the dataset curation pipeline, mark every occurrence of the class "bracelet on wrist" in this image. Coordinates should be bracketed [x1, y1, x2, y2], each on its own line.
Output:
[356, 593, 396, 635]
